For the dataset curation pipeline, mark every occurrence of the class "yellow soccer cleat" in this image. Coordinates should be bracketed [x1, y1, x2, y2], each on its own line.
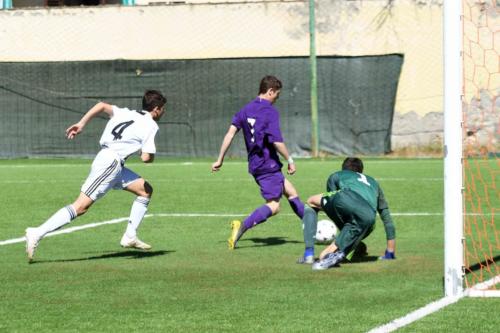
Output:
[228, 220, 241, 250]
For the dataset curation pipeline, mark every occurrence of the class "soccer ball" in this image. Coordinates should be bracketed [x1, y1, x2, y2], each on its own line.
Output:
[315, 219, 338, 244]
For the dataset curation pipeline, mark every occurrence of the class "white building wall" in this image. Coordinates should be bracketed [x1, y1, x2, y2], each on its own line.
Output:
[0, 0, 444, 119]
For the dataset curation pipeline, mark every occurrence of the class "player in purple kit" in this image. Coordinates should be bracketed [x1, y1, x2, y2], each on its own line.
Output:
[212, 75, 305, 249]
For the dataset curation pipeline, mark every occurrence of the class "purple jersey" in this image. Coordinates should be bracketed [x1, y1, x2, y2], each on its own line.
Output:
[232, 98, 284, 176]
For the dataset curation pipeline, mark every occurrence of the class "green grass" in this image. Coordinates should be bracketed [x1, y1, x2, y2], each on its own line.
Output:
[0, 157, 498, 332]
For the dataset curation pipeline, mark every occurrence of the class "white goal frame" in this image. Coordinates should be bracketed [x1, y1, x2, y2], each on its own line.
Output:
[444, 0, 499, 298]
[444, 0, 464, 298]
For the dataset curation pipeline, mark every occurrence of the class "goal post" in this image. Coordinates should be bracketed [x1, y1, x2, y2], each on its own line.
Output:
[443, 0, 464, 298]
[446, 0, 499, 298]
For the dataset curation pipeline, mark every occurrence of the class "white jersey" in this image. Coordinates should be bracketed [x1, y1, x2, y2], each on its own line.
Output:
[99, 106, 159, 162]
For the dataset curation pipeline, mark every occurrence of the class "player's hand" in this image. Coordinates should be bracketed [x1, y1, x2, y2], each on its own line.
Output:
[66, 123, 83, 139]
[379, 249, 396, 260]
[319, 243, 337, 260]
[211, 160, 223, 172]
[287, 162, 296, 175]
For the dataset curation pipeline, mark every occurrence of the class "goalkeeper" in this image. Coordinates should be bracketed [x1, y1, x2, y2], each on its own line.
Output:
[297, 157, 396, 270]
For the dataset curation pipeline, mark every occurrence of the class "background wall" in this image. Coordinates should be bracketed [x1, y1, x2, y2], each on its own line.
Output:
[0, 0, 447, 153]
[0, 56, 403, 157]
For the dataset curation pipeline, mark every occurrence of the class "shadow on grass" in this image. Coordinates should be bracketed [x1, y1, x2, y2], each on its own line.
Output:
[240, 237, 302, 248]
[466, 254, 500, 275]
[30, 250, 173, 264]
[346, 255, 380, 263]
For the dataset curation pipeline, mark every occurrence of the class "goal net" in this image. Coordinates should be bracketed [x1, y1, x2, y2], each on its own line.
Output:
[461, 0, 499, 297]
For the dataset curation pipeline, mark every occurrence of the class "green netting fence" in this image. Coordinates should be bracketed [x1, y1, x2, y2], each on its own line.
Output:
[0, 55, 402, 158]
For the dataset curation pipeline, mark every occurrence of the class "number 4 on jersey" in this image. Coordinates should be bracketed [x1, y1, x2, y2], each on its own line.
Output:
[111, 121, 134, 141]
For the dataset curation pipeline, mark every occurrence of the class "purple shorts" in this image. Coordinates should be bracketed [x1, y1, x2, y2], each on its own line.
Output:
[254, 171, 285, 201]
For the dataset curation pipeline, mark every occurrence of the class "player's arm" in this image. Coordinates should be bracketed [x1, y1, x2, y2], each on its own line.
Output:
[379, 208, 396, 255]
[66, 102, 114, 139]
[141, 127, 158, 164]
[306, 193, 323, 210]
[212, 125, 239, 172]
[141, 152, 154, 163]
[266, 109, 295, 175]
[273, 142, 295, 175]
[377, 187, 396, 260]
[326, 173, 340, 192]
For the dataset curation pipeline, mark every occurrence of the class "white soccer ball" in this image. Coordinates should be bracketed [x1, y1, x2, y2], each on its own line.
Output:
[315, 219, 338, 243]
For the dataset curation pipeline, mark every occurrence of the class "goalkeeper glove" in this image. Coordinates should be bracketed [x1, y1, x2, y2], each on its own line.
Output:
[379, 249, 396, 260]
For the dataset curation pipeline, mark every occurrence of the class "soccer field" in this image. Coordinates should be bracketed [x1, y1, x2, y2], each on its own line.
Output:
[0, 158, 498, 332]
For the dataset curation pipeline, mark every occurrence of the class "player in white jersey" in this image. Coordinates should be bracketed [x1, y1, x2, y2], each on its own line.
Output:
[25, 90, 167, 262]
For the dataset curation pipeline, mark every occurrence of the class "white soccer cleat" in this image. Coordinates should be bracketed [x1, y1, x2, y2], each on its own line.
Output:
[120, 235, 152, 250]
[25, 227, 42, 262]
[296, 255, 315, 265]
[312, 251, 345, 271]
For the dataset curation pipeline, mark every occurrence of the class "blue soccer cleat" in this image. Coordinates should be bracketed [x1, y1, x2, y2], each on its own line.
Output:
[312, 251, 345, 271]
[379, 249, 396, 260]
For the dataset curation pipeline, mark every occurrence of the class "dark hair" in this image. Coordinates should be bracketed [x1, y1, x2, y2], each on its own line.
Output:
[258, 75, 283, 94]
[142, 90, 167, 112]
[342, 157, 364, 173]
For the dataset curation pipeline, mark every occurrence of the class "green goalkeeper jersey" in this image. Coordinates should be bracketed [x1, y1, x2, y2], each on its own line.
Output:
[326, 170, 395, 240]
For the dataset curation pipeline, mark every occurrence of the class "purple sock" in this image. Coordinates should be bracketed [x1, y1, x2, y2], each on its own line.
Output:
[242, 205, 273, 231]
[288, 197, 305, 219]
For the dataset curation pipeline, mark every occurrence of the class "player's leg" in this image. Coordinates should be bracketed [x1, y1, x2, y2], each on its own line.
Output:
[315, 191, 375, 269]
[341, 193, 376, 260]
[228, 199, 278, 250]
[25, 193, 94, 262]
[283, 178, 305, 219]
[316, 191, 344, 260]
[347, 223, 375, 261]
[314, 224, 346, 270]
[312, 191, 352, 270]
[120, 168, 153, 250]
[45, 192, 95, 231]
[334, 223, 363, 257]
[307, 194, 323, 210]
[297, 194, 323, 264]
[228, 172, 283, 250]
[26, 152, 120, 261]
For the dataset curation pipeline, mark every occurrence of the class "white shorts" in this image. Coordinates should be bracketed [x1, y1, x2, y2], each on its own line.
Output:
[81, 149, 141, 201]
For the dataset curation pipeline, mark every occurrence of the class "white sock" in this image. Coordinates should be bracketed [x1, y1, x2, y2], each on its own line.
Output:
[125, 196, 150, 238]
[37, 205, 77, 236]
